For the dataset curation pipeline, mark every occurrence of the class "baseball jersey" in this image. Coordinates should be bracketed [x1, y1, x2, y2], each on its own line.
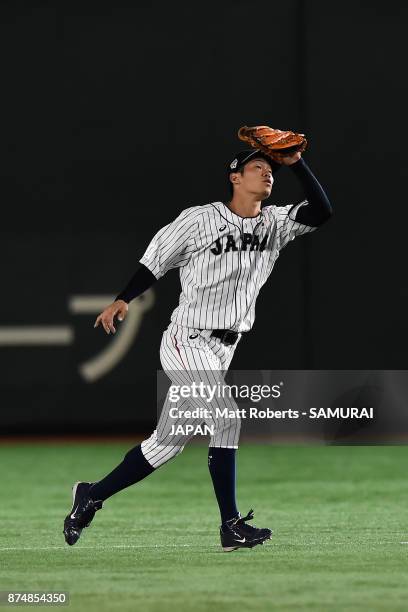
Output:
[139, 201, 316, 332]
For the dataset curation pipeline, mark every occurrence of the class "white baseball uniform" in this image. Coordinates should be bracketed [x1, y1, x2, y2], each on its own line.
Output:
[139, 201, 316, 465]
[140, 201, 316, 332]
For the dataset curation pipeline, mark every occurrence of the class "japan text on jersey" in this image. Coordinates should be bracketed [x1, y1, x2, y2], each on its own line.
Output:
[140, 201, 316, 332]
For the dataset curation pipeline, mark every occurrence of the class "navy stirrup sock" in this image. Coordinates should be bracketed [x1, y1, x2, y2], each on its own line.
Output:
[208, 447, 239, 526]
[88, 444, 155, 502]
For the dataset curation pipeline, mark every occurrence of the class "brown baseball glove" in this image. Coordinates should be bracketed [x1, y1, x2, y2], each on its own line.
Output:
[238, 125, 307, 163]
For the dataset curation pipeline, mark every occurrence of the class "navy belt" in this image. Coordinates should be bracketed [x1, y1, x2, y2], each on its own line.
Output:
[206, 329, 240, 345]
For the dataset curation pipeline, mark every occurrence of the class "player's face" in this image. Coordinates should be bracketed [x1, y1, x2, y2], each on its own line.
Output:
[233, 158, 273, 199]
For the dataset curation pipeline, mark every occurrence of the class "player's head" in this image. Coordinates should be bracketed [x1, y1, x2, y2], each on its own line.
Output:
[227, 150, 278, 200]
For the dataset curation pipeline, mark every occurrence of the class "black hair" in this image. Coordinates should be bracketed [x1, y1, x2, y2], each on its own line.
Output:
[228, 165, 244, 197]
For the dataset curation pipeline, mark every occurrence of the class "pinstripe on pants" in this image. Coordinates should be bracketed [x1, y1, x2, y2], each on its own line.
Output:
[141, 322, 242, 468]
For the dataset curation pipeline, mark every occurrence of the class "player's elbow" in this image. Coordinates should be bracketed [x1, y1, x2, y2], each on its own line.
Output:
[300, 204, 333, 228]
[320, 206, 333, 224]
[315, 199, 333, 226]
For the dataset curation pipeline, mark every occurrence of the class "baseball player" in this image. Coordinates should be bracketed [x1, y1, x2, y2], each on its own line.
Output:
[63, 143, 332, 552]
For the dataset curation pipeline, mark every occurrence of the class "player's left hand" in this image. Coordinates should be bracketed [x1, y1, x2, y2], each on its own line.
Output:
[94, 299, 129, 335]
[279, 151, 302, 165]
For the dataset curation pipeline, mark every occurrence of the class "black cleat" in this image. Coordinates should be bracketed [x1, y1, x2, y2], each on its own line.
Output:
[220, 509, 272, 552]
[63, 481, 103, 546]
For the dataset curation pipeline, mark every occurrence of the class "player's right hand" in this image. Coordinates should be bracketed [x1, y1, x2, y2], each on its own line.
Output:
[94, 300, 129, 335]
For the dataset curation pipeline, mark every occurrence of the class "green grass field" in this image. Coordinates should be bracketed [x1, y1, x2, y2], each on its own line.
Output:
[1, 443, 408, 611]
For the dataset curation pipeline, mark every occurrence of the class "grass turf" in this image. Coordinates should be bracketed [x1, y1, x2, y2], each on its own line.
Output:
[1, 443, 408, 611]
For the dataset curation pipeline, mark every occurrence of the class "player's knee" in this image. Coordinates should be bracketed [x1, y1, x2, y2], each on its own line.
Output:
[139, 428, 189, 468]
[141, 431, 185, 467]
[148, 443, 184, 468]
[212, 416, 241, 443]
[220, 416, 241, 434]
[169, 444, 184, 459]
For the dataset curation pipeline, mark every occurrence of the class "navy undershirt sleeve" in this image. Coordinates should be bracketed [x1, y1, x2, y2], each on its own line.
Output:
[115, 263, 157, 304]
[288, 157, 333, 227]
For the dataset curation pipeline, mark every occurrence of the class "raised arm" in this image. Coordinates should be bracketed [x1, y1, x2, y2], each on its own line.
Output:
[280, 152, 333, 226]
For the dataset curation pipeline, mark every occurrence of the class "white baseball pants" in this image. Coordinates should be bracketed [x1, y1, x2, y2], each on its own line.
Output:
[141, 322, 242, 468]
